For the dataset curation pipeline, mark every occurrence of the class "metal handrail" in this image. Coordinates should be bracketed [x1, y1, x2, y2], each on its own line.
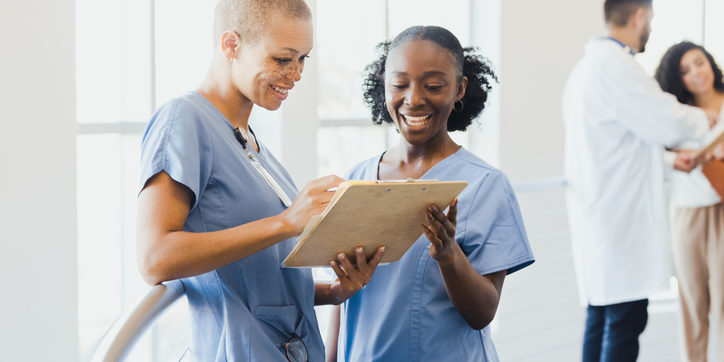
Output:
[512, 175, 568, 193]
[90, 279, 185, 362]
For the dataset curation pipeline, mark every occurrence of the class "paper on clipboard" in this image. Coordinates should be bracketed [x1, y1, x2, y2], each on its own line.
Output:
[281, 180, 467, 268]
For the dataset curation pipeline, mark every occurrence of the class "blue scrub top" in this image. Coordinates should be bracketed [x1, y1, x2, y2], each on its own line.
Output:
[338, 148, 535, 362]
[139, 91, 324, 361]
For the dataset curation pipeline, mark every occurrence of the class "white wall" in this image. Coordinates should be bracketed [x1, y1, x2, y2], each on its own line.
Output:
[497, 0, 603, 182]
[0, 0, 79, 360]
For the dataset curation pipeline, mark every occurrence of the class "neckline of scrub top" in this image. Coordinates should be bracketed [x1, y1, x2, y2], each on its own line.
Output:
[375, 145, 464, 180]
[606, 36, 635, 56]
[190, 90, 265, 157]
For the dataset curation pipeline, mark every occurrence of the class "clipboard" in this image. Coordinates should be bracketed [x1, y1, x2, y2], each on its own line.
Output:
[281, 180, 467, 268]
[694, 129, 724, 160]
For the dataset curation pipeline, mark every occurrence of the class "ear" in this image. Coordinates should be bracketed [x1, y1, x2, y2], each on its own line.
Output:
[456, 75, 468, 101]
[221, 30, 241, 61]
[631, 7, 646, 30]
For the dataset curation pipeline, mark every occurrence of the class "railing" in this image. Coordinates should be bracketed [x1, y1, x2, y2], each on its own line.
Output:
[90, 280, 185, 362]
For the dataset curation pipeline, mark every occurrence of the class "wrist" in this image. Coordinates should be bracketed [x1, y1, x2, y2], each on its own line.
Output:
[273, 213, 298, 239]
[436, 243, 464, 268]
[328, 283, 346, 305]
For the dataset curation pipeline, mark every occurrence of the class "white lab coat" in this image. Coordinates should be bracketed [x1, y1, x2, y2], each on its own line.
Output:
[563, 37, 710, 306]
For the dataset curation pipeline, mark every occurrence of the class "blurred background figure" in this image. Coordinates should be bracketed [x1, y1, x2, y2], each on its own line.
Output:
[655, 41, 724, 362]
[563, 0, 715, 361]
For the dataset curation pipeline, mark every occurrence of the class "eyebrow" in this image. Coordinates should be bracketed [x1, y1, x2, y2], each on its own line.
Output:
[388, 70, 450, 77]
[281, 47, 300, 53]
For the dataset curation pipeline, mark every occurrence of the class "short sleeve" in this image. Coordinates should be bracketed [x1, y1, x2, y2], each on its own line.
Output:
[459, 171, 534, 275]
[139, 99, 212, 210]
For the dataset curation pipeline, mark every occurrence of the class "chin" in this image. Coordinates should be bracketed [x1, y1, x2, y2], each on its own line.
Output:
[257, 99, 283, 111]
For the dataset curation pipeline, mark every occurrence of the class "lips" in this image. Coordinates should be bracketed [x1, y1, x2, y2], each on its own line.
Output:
[270, 84, 292, 101]
[271, 85, 290, 94]
[401, 114, 431, 128]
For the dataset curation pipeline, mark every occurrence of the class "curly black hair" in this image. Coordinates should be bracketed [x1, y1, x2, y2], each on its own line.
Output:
[655, 41, 724, 105]
[362, 26, 498, 132]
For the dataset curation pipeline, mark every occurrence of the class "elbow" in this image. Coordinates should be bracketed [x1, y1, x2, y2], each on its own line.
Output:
[138, 255, 167, 286]
[137, 239, 173, 286]
[466, 310, 497, 331]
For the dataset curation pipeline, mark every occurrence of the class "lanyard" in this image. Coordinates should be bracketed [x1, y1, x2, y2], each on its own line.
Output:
[233, 126, 293, 207]
[607, 36, 635, 56]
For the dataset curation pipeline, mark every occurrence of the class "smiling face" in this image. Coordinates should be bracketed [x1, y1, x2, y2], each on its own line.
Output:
[680, 48, 715, 97]
[384, 40, 467, 146]
[231, 13, 313, 110]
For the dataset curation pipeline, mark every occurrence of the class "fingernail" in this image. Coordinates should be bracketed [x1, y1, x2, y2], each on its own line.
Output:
[329, 260, 336, 267]
[380, 246, 386, 253]
[356, 247, 363, 254]
[338, 253, 345, 260]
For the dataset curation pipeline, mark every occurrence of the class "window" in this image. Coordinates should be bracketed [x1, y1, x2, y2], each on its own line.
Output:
[315, 0, 471, 178]
[635, 0, 704, 74]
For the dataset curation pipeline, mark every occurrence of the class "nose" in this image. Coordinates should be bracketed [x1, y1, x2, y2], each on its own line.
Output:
[288, 62, 303, 83]
[404, 83, 424, 107]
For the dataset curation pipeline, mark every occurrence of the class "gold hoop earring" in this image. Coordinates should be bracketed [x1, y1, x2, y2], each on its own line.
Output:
[453, 99, 464, 112]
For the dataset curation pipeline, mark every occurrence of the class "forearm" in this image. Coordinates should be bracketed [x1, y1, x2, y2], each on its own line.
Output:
[137, 214, 295, 285]
[438, 247, 502, 330]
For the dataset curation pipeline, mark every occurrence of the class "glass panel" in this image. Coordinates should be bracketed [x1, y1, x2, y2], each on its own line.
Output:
[317, 126, 388, 177]
[635, 0, 703, 75]
[76, 0, 122, 123]
[76, 0, 152, 123]
[77, 134, 123, 361]
[316, 0, 387, 120]
[704, 0, 724, 61]
[387, 0, 471, 45]
[154, 0, 216, 108]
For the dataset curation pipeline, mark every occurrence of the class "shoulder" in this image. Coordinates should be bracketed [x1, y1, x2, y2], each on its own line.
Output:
[448, 148, 515, 201]
[345, 153, 383, 180]
[449, 148, 501, 181]
[143, 92, 214, 142]
[152, 92, 209, 128]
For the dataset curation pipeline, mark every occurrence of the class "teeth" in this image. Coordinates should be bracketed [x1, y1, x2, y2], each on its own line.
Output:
[271, 85, 289, 94]
[404, 115, 430, 126]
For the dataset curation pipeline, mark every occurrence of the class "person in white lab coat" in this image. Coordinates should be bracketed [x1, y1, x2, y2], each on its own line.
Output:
[562, 1, 717, 361]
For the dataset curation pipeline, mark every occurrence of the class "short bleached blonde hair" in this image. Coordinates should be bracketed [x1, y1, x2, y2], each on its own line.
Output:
[212, 0, 312, 45]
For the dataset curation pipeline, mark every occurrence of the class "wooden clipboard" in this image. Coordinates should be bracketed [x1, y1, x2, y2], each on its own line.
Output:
[694, 129, 724, 160]
[281, 180, 467, 268]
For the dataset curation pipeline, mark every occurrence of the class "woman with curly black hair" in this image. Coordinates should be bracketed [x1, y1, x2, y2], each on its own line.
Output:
[655, 41, 724, 362]
[325, 26, 534, 362]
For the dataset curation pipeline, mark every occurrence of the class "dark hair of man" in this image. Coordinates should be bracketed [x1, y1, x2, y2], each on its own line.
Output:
[362, 26, 498, 132]
[654, 41, 724, 105]
[213, 0, 311, 45]
[604, 0, 653, 26]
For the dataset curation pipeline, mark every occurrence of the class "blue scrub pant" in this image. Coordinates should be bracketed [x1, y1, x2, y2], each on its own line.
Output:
[582, 299, 649, 362]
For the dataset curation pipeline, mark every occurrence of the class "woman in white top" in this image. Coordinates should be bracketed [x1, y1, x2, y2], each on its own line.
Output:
[655, 41, 724, 362]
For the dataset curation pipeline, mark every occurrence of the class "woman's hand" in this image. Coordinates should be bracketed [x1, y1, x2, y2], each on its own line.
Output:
[674, 150, 698, 173]
[328, 246, 385, 304]
[279, 175, 344, 235]
[422, 199, 460, 265]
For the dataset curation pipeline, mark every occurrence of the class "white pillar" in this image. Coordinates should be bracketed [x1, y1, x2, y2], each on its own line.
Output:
[0, 0, 79, 360]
